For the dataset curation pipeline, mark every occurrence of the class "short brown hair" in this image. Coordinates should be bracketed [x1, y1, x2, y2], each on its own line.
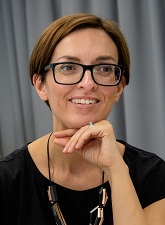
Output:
[29, 13, 130, 85]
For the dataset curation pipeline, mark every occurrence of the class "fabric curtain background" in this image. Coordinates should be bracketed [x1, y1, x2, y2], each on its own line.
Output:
[0, 0, 165, 159]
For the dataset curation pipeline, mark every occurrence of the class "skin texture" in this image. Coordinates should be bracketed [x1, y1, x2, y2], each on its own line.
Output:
[31, 28, 165, 225]
[34, 28, 124, 130]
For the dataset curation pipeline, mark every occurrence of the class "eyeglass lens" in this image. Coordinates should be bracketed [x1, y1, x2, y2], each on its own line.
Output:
[53, 63, 121, 85]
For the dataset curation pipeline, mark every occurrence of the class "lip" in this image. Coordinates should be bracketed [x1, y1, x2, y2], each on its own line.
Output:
[69, 96, 100, 106]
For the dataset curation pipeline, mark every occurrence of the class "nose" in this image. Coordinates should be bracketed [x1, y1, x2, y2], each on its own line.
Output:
[77, 69, 97, 90]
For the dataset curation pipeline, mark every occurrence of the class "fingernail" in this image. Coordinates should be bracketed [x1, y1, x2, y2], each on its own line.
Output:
[63, 147, 67, 153]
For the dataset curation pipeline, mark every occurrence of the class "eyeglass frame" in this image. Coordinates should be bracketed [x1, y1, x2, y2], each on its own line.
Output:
[42, 62, 125, 86]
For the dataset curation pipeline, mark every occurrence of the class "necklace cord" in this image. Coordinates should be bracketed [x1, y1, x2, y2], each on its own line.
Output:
[47, 132, 53, 184]
[47, 131, 105, 186]
[46, 131, 107, 225]
[102, 170, 104, 185]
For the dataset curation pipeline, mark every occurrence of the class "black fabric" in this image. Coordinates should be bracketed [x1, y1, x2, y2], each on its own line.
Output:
[0, 141, 165, 225]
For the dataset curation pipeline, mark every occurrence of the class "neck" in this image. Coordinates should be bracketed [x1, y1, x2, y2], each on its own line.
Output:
[47, 132, 104, 190]
[48, 133, 92, 172]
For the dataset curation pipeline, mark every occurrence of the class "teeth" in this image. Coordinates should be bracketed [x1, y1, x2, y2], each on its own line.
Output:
[70, 99, 97, 104]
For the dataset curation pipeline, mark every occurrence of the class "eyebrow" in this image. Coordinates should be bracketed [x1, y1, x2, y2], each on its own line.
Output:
[56, 56, 80, 62]
[95, 55, 117, 62]
[55, 55, 117, 63]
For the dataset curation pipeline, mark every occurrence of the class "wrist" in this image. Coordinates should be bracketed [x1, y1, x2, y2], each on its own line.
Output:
[103, 159, 129, 184]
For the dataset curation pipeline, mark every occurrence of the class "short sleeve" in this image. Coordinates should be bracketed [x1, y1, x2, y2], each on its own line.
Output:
[123, 142, 165, 209]
[140, 157, 165, 208]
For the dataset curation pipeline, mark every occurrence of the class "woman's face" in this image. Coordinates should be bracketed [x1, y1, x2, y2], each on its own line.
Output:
[36, 28, 125, 130]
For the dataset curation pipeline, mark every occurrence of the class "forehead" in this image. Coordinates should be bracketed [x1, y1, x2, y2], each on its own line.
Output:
[51, 28, 118, 63]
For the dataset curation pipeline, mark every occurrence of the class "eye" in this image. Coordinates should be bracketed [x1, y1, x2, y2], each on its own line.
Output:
[101, 65, 114, 73]
[60, 64, 74, 72]
[94, 65, 115, 75]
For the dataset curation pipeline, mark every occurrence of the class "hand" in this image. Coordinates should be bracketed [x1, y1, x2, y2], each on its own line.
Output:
[54, 120, 123, 169]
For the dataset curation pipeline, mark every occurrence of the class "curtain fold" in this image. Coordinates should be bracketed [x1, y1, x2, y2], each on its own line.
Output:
[0, 0, 165, 159]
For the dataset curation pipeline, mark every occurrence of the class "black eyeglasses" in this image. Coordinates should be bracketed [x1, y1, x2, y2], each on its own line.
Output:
[43, 62, 125, 86]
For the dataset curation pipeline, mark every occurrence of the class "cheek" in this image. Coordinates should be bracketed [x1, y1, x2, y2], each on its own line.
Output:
[46, 84, 70, 109]
[104, 87, 117, 103]
[48, 89, 60, 107]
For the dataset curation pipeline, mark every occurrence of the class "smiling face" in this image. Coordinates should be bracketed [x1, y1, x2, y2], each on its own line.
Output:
[34, 28, 125, 130]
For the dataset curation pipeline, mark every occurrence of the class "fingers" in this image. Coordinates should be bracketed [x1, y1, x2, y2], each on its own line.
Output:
[62, 124, 100, 153]
[54, 129, 78, 138]
[53, 137, 70, 148]
[53, 129, 78, 147]
[62, 125, 89, 153]
[53, 124, 95, 152]
[53, 120, 112, 154]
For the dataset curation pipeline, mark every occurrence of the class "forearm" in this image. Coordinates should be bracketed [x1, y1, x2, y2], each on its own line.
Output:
[104, 161, 149, 225]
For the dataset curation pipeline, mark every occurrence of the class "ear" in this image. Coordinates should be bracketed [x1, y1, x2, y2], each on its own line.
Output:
[114, 76, 126, 103]
[33, 74, 48, 101]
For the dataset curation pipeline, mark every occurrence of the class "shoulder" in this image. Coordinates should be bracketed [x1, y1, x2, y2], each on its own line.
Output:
[120, 140, 165, 208]
[28, 133, 51, 176]
[122, 141, 165, 169]
[0, 133, 51, 184]
[0, 145, 28, 169]
[0, 145, 28, 180]
[122, 140, 165, 179]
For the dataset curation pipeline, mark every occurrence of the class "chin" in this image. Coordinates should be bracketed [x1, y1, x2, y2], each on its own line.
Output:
[70, 122, 88, 129]
[69, 117, 101, 129]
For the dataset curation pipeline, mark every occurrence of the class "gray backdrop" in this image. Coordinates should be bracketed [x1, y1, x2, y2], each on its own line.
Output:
[0, 0, 165, 159]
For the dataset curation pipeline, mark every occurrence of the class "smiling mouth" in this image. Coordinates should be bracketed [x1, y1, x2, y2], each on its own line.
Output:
[69, 98, 99, 104]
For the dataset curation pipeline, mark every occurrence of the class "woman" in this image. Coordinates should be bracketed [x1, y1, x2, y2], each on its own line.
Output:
[0, 13, 165, 225]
